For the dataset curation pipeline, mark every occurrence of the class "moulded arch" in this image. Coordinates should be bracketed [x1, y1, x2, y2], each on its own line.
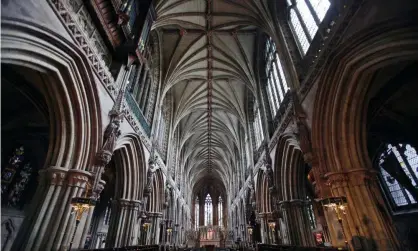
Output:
[1, 18, 103, 170]
[114, 133, 147, 201]
[312, 18, 418, 174]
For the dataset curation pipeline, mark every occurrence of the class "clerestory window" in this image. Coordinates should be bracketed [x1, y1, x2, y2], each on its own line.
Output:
[265, 37, 290, 116]
[287, 0, 331, 54]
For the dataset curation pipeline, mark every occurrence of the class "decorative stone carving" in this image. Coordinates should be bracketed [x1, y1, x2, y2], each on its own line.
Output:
[67, 171, 90, 188]
[325, 172, 349, 189]
[102, 114, 123, 152]
[49, 0, 116, 96]
[292, 92, 313, 164]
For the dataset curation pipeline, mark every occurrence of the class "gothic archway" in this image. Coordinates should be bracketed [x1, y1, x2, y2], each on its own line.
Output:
[312, 18, 418, 250]
[273, 134, 315, 246]
[101, 134, 146, 248]
[1, 19, 103, 251]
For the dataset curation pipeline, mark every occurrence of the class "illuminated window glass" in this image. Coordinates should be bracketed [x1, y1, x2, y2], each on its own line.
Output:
[264, 38, 290, 116]
[290, 9, 310, 54]
[310, 0, 331, 21]
[287, 0, 331, 55]
[296, 0, 318, 38]
[379, 144, 418, 208]
[204, 194, 212, 226]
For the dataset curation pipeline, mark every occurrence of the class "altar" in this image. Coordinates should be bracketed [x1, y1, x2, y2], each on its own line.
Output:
[198, 226, 223, 247]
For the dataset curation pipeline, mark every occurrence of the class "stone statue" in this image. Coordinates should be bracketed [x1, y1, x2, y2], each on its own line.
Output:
[164, 184, 172, 207]
[102, 115, 122, 152]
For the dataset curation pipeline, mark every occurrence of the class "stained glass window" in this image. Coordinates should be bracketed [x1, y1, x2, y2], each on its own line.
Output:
[287, 0, 331, 55]
[265, 37, 290, 116]
[204, 194, 212, 226]
[379, 144, 418, 208]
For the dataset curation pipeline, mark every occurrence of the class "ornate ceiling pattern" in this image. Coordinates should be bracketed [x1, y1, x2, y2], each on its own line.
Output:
[154, 0, 274, 194]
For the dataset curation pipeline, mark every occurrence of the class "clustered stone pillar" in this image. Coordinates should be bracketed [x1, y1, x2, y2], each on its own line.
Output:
[106, 199, 141, 247]
[199, 199, 205, 226]
[148, 212, 163, 244]
[278, 200, 315, 246]
[258, 213, 268, 244]
[325, 169, 400, 251]
[11, 168, 92, 251]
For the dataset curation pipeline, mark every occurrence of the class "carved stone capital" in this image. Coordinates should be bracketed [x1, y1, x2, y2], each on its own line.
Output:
[43, 167, 67, 186]
[347, 169, 378, 187]
[67, 169, 91, 188]
[325, 171, 349, 188]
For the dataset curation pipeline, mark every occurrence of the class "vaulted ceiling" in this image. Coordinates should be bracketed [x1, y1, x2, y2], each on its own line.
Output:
[154, 0, 275, 195]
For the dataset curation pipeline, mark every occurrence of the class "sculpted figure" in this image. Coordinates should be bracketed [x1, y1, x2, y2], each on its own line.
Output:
[102, 116, 122, 152]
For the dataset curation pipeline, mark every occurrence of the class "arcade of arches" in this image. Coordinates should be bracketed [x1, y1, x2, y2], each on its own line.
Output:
[1, 0, 418, 250]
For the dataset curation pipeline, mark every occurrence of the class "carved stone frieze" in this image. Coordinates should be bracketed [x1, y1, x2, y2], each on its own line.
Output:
[49, 0, 116, 96]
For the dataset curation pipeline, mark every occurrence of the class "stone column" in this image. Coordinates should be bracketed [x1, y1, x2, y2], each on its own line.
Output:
[148, 212, 163, 244]
[278, 200, 315, 246]
[325, 169, 400, 251]
[11, 168, 91, 251]
[199, 200, 205, 226]
[105, 199, 141, 247]
[213, 200, 218, 226]
[258, 213, 268, 244]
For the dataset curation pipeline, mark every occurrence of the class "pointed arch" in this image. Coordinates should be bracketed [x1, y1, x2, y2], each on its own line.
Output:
[312, 18, 418, 174]
[1, 18, 103, 171]
[114, 133, 147, 200]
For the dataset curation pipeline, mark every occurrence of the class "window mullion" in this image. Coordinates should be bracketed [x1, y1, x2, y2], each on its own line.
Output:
[271, 67, 284, 102]
[293, 5, 313, 42]
[266, 78, 277, 112]
[274, 60, 287, 96]
[289, 10, 306, 53]
[400, 186, 413, 205]
[269, 77, 281, 110]
[266, 83, 277, 115]
[304, 0, 321, 25]
[398, 146, 418, 186]
[378, 171, 398, 209]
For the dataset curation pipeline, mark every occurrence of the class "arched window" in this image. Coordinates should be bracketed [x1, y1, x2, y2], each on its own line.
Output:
[287, 0, 331, 54]
[253, 104, 264, 149]
[379, 144, 418, 209]
[218, 196, 223, 228]
[204, 194, 212, 226]
[265, 37, 289, 116]
[195, 197, 199, 229]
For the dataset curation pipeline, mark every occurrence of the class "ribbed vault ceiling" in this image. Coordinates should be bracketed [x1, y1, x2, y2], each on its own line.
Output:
[154, 0, 271, 193]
